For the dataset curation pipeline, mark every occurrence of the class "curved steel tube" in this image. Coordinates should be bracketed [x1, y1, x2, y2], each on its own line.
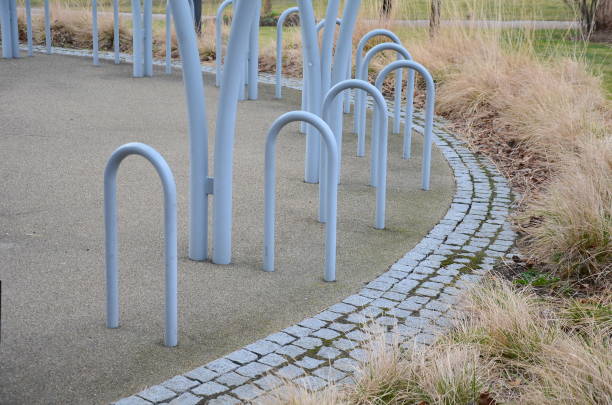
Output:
[264, 111, 339, 282]
[357, 42, 412, 152]
[247, 0, 261, 100]
[215, 0, 233, 87]
[26, 0, 33, 56]
[375, 60, 436, 191]
[275, 7, 299, 99]
[92, 0, 99, 65]
[131, 0, 143, 77]
[9, 0, 17, 57]
[113, 0, 120, 64]
[357, 42, 413, 185]
[44, 0, 51, 54]
[212, 0, 258, 264]
[165, 0, 172, 74]
[315, 18, 351, 116]
[325, 0, 361, 183]
[104, 142, 178, 347]
[315, 17, 341, 33]
[297, 0, 322, 183]
[169, 0, 210, 261]
[319, 0, 340, 95]
[353, 29, 404, 136]
[320, 79, 389, 229]
[1, 2, 11, 58]
[144, 0, 153, 77]
[1, 0, 18, 58]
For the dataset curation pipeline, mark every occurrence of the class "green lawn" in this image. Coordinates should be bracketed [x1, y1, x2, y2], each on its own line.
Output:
[529, 29, 611, 97]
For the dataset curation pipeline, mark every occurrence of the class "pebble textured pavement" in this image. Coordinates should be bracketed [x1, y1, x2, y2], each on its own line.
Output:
[23, 46, 517, 405]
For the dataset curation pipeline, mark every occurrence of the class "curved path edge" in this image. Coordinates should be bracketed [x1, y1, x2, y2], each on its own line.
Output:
[22, 46, 517, 405]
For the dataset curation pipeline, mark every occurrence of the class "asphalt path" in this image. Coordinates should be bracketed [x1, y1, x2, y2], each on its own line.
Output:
[0, 53, 453, 404]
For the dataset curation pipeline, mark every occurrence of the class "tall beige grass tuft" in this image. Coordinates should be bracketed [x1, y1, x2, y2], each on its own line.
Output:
[259, 279, 610, 405]
[521, 136, 612, 280]
[523, 330, 612, 404]
[450, 278, 559, 367]
[259, 383, 347, 405]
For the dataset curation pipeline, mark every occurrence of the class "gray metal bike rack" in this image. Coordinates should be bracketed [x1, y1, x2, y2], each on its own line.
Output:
[356, 42, 415, 163]
[353, 29, 406, 136]
[375, 60, 436, 191]
[264, 111, 339, 282]
[104, 142, 178, 347]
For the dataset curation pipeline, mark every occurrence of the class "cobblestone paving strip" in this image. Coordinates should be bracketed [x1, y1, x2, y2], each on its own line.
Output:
[22, 46, 517, 405]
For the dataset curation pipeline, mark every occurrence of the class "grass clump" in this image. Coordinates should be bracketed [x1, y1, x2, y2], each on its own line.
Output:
[520, 136, 611, 282]
[261, 279, 611, 405]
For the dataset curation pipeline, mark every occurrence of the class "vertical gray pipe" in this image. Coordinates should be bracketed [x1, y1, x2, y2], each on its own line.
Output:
[212, 0, 258, 264]
[113, 0, 120, 64]
[275, 7, 299, 99]
[26, 0, 33, 56]
[9, 0, 18, 57]
[247, 0, 260, 100]
[327, 0, 362, 182]
[1, 0, 13, 58]
[131, 0, 143, 77]
[165, 0, 172, 74]
[215, 0, 233, 87]
[320, 0, 340, 94]
[93, 0, 99, 65]
[44, 0, 51, 54]
[144, 0, 153, 76]
[168, 0, 210, 261]
[296, 0, 321, 183]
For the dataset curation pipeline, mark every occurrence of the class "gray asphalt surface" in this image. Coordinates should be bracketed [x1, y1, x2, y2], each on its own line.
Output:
[0, 54, 453, 405]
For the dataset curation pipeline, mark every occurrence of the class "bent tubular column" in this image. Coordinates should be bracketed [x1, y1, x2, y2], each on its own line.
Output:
[212, 0, 258, 264]
[169, 0, 210, 261]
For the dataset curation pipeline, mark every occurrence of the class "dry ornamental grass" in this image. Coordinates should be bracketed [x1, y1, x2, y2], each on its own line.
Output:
[261, 278, 611, 405]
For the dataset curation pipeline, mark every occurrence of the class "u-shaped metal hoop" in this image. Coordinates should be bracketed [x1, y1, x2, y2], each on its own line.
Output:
[264, 111, 339, 282]
[104, 142, 178, 347]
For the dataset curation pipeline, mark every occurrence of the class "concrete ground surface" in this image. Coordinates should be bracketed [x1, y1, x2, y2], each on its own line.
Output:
[0, 54, 453, 404]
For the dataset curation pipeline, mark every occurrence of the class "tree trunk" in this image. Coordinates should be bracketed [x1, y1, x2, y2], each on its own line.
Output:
[430, 0, 441, 37]
[263, 0, 272, 16]
[380, 0, 393, 18]
[595, 0, 612, 31]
